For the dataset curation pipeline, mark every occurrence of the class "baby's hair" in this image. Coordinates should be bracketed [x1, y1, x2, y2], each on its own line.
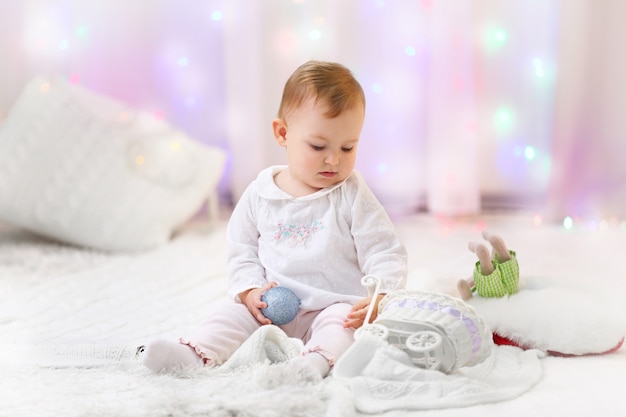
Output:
[277, 60, 366, 120]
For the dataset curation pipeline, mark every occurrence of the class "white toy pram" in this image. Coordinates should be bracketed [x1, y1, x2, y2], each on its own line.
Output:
[354, 276, 493, 373]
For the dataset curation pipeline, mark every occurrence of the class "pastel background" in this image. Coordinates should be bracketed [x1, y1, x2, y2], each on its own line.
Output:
[1, 0, 625, 229]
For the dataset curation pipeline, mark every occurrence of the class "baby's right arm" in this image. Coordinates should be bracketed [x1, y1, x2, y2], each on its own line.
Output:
[239, 281, 278, 325]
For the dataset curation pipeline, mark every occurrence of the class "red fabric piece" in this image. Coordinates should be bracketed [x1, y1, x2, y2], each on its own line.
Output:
[492, 333, 527, 349]
[493, 333, 624, 357]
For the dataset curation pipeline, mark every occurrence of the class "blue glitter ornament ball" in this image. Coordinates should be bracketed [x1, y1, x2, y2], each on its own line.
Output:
[261, 286, 300, 325]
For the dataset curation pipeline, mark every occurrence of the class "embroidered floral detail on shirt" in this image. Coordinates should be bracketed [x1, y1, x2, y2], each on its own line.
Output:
[274, 220, 324, 246]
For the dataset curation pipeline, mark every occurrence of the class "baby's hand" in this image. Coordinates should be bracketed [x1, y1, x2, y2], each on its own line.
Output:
[343, 294, 385, 329]
[239, 282, 278, 325]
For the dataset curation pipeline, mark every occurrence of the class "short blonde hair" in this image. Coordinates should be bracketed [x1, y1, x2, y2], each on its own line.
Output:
[277, 60, 366, 120]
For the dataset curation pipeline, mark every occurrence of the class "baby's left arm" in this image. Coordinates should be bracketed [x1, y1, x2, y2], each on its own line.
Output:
[349, 173, 408, 294]
[343, 293, 386, 329]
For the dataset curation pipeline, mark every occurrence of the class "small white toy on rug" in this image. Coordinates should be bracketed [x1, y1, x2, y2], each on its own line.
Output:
[333, 276, 543, 413]
[347, 276, 493, 374]
[457, 231, 625, 357]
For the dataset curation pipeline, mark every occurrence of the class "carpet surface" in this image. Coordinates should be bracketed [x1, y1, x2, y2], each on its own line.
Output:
[2, 214, 626, 416]
[1, 324, 542, 417]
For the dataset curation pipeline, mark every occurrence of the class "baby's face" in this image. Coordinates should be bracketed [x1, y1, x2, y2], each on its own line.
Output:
[279, 97, 365, 195]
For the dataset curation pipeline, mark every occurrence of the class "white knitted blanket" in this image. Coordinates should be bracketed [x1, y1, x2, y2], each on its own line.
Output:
[211, 324, 543, 414]
[333, 331, 543, 413]
[238, 326, 544, 414]
[211, 321, 544, 413]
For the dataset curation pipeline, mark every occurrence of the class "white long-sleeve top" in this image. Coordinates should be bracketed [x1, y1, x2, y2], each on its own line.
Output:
[227, 166, 407, 310]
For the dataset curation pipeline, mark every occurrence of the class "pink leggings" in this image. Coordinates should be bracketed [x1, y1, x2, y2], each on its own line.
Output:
[181, 302, 355, 367]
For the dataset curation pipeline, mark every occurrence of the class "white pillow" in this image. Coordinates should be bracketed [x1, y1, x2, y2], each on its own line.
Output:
[0, 78, 226, 252]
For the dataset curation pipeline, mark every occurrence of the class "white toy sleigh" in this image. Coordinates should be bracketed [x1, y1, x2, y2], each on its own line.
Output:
[332, 276, 543, 413]
[343, 276, 493, 374]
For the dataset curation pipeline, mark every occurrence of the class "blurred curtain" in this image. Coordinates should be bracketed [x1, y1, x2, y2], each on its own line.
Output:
[222, 0, 433, 213]
[548, 0, 626, 223]
[222, 0, 558, 215]
[0, 0, 565, 216]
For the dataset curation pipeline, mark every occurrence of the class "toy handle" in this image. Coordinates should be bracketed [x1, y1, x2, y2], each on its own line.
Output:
[361, 275, 382, 327]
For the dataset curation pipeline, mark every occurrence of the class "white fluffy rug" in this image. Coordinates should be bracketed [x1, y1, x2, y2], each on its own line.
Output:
[0, 324, 541, 417]
[468, 276, 626, 355]
[2, 214, 626, 417]
[0, 359, 346, 417]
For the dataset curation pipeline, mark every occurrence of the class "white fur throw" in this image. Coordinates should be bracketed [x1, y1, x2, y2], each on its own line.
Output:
[0, 78, 225, 252]
[468, 276, 626, 355]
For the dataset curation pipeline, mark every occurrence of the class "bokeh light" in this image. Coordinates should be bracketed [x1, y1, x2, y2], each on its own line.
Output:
[563, 216, 574, 230]
[524, 146, 536, 160]
[484, 26, 508, 52]
[494, 108, 514, 132]
[308, 29, 322, 40]
[533, 58, 545, 78]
